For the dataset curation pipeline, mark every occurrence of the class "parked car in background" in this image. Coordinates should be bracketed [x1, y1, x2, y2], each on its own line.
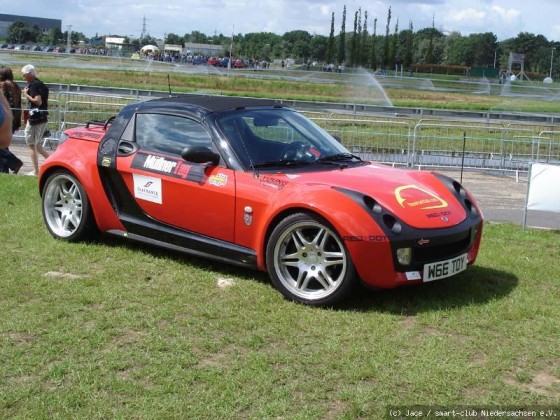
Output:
[233, 58, 248, 68]
[192, 56, 205, 65]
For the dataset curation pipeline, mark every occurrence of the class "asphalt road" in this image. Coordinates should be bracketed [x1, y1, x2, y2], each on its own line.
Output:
[4, 141, 559, 230]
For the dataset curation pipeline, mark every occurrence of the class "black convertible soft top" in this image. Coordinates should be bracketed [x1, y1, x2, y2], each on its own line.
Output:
[147, 95, 283, 113]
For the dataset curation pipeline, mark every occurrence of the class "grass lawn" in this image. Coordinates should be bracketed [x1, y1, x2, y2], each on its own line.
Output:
[1, 174, 559, 418]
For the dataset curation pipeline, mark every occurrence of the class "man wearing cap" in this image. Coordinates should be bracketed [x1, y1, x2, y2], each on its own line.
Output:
[21, 64, 50, 176]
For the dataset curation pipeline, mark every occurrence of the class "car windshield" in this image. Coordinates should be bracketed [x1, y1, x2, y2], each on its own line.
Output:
[216, 108, 354, 170]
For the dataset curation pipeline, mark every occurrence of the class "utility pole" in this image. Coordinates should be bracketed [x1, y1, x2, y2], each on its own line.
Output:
[549, 47, 556, 79]
[141, 16, 147, 40]
[66, 25, 72, 51]
[229, 24, 234, 69]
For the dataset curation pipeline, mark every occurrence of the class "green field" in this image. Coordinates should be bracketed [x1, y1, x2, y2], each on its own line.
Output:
[1, 51, 560, 418]
[1, 171, 560, 418]
[3, 50, 560, 114]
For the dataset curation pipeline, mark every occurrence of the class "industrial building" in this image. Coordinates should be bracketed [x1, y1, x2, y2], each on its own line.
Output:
[0, 14, 61, 38]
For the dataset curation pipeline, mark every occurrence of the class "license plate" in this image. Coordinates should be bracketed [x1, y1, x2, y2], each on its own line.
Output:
[423, 253, 467, 282]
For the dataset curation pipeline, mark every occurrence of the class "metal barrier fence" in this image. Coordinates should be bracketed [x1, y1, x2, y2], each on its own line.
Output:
[32, 90, 560, 175]
[308, 114, 560, 173]
[58, 92, 141, 130]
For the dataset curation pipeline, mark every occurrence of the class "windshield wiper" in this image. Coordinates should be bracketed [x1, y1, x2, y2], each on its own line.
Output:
[253, 159, 312, 168]
[317, 153, 364, 164]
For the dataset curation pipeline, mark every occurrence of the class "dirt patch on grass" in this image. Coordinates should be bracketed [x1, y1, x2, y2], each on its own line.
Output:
[197, 344, 237, 368]
[505, 370, 560, 398]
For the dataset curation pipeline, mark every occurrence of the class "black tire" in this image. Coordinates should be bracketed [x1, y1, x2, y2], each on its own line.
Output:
[266, 212, 356, 306]
[42, 170, 97, 242]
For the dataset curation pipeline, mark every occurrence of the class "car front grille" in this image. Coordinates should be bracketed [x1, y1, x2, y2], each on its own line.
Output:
[391, 221, 481, 272]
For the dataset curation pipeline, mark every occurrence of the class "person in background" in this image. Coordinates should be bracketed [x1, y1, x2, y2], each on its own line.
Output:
[0, 66, 23, 174]
[21, 64, 49, 176]
[0, 93, 12, 149]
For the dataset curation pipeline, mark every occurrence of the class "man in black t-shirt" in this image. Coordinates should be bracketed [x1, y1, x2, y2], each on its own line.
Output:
[21, 64, 50, 176]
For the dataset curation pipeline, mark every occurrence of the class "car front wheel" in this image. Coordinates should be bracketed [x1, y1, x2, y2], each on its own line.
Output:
[42, 171, 97, 241]
[266, 213, 356, 306]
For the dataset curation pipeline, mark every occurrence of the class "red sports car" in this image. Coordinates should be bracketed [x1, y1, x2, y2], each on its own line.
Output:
[39, 96, 483, 306]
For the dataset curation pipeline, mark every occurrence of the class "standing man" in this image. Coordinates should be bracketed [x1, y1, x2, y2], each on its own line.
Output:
[21, 64, 49, 176]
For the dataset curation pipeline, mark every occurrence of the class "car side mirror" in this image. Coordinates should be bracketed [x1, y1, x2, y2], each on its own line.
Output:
[181, 146, 220, 166]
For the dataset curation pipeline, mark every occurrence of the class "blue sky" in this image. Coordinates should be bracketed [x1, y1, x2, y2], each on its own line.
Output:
[4, 0, 559, 41]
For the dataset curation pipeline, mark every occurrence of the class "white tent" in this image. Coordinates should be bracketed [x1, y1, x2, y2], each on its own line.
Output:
[140, 45, 159, 52]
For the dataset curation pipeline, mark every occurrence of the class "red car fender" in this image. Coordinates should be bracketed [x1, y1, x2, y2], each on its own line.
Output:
[235, 180, 387, 273]
[39, 140, 125, 233]
[467, 220, 484, 265]
[464, 186, 484, 266]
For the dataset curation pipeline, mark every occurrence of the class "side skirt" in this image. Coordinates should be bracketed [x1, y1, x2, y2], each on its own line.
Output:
[107, 216, 258, 269]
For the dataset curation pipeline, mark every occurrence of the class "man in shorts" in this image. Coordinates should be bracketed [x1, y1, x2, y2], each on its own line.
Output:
[21, 64, 50, 176]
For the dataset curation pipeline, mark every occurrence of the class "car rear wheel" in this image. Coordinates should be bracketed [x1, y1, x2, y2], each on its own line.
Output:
[42, 171, 97, 241]
[266, 213, 356, 306]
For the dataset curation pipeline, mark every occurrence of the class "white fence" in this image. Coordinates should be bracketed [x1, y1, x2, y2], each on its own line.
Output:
[307, 114, 560, 174]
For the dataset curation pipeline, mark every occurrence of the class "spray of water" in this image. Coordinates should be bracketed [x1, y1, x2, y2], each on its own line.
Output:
[346, 68, 394, 107]
[500, 76, 560, 101]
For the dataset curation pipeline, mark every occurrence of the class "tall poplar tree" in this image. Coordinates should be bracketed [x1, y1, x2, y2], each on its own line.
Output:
[337, 5, 347, 65]
[404, 20, 414, 69]
[369, 18, 378, 70]
[427, 15, 435, 64]
[390, 18, 399, 69]
[326, 12, 335, 65]
[361, 11, 369, 66]
[382, 6, 391, 67]
[350, 10, 359, 67]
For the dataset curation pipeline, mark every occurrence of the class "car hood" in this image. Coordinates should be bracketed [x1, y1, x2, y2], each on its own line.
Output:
[276, 163, 469, 229]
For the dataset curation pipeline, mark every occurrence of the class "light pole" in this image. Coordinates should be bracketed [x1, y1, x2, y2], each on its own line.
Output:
[549, 47, 556, 79]
[229, 24, 234, 69]
[66, 25, 72, 51]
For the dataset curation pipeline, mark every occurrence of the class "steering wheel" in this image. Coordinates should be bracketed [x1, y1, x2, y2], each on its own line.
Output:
[280, 141, 317, 162]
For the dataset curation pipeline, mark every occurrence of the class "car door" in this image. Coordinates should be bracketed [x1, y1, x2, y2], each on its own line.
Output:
[116, 112, 236, 243]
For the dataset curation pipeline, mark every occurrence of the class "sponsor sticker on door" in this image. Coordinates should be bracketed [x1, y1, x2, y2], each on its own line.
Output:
[133, 174, 162, 204]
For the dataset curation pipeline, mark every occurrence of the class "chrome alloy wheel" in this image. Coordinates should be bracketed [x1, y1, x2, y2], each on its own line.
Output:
[271, 218, 349, 302]
[43, 173, 85, 238]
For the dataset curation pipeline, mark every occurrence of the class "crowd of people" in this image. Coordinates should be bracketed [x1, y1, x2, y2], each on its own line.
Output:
[137, 49, 271, 69]
[0, 64, 50, 176]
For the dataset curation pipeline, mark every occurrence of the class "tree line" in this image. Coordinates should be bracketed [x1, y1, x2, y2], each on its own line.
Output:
[4, 6, 559, 76]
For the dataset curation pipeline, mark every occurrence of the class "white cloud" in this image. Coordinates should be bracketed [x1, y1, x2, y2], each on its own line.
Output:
[5, 0, 559, 41]
[446, 8, 486, 24]
[489, 5, 521, 24]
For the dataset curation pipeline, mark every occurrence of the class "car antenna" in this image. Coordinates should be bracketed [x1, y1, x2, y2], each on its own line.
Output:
[167, 74, 172, 96]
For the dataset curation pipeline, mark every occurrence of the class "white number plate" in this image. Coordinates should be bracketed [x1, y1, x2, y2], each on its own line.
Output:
[423, 253, 467, 282]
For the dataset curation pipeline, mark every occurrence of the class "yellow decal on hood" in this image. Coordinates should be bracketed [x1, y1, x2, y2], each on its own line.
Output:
[395, 185, 448, 210]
